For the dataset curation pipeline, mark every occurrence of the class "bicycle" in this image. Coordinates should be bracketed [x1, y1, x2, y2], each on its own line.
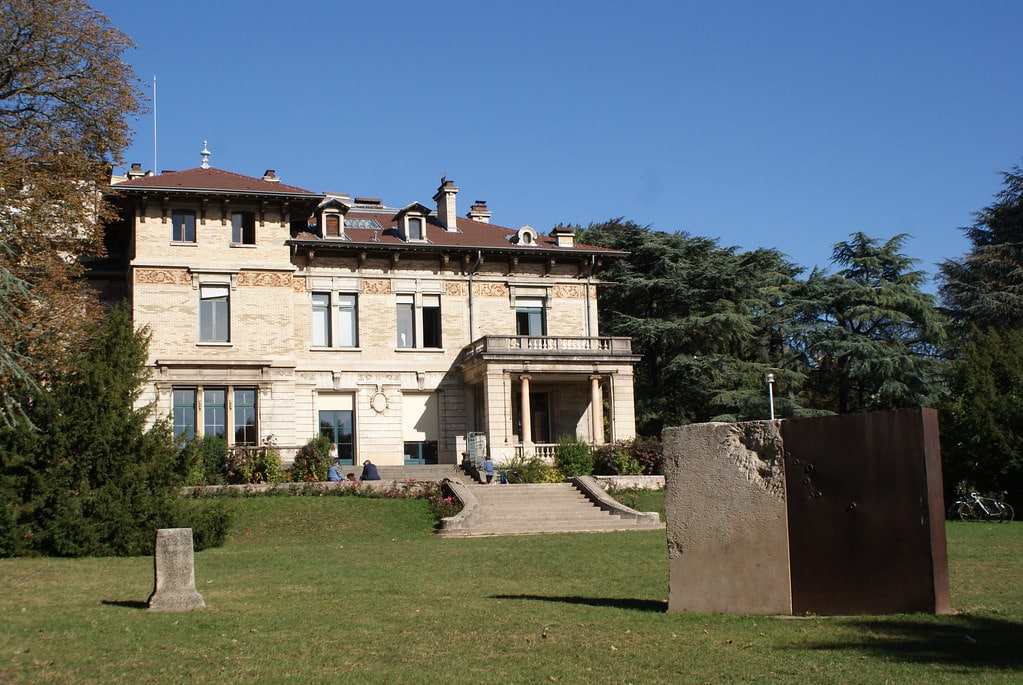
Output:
[950, 490, 1015, 522]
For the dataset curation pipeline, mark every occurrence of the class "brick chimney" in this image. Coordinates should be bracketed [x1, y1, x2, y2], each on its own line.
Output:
[126, 162, 148, 179]
[552, 224, 575, 248]
[433, 176, 459, 232]
[467, 200, 491, 224]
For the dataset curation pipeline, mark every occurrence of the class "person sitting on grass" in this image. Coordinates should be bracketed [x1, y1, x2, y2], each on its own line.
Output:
[360, 459, 381, 481]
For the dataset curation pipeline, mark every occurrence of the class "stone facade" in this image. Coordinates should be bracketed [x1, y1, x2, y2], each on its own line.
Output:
[102, 163, 639, 467]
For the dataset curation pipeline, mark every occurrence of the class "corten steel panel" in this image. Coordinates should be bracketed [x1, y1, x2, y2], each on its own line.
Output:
[780, 408, 950, 615]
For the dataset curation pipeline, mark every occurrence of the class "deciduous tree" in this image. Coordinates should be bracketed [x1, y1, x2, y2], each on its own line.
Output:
[0, 0, 142, 412]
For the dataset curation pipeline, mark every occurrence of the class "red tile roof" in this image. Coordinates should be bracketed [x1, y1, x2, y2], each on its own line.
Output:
[302, 209, 621, 255]
[112, 167, 317, 196]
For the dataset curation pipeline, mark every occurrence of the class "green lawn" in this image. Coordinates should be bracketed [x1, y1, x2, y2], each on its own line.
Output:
[1, 495, 1020, 684]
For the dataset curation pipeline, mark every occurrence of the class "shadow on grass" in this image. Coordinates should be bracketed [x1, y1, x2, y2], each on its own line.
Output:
[804, 614, 1023, 671]
[492, 594, 667, 612]
[101, 600, 148, 609]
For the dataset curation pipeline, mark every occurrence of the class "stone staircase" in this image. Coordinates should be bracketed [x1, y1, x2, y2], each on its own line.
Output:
[371, 464, 465, 482]
[440, 481, 665, 537]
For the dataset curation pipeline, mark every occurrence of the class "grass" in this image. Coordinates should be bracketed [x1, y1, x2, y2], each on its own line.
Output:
[0, 495, 1021, 684]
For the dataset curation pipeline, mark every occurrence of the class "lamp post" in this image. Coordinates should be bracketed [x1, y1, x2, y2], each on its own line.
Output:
[765, 372, 776, 420]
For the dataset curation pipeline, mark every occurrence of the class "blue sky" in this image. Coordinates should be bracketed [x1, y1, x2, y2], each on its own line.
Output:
[91, 1, 1023, 288]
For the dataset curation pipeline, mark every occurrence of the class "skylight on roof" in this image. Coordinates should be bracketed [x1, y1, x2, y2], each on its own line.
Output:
[345, 218, 382, 230]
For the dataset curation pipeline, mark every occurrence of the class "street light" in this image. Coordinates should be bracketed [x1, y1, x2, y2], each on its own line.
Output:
[764, 372, 776, 420]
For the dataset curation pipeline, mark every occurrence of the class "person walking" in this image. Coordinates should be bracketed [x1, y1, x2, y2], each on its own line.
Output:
[482, 455, 495, 484]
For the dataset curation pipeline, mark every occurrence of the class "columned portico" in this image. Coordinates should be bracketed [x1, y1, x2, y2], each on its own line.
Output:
[459, 335, 640, 463]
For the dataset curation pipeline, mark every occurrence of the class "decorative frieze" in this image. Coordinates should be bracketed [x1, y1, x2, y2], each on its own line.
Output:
[473, 282, 508, 298]
[553, 284, 584, 299]
[445, 281, 468, 297]
[135, 268, 192, 285]
[236, 271, 293, 288]
[362, 278, 391, 295]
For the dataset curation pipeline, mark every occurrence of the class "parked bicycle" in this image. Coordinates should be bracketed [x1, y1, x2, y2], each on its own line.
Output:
[949, 489, 1014, 522]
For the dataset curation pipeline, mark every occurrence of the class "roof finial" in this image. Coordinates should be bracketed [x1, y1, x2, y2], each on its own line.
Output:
[200, 140, 211, 169]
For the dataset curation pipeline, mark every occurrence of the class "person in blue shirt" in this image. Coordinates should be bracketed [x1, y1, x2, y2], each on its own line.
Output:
[483, 455, 495, 484]
[360, 460, 381, 481]
[327, 460, 343, 482]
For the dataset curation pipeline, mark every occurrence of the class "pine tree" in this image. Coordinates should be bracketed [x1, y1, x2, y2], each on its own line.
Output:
[0, 305, 229, 557]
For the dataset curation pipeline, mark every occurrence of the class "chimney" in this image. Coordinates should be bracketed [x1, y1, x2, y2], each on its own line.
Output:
[552, 224, 575, 248]
[126, 162, 148, 180]
[433, 176, 459, 232]
[262, 169, 280, 183]
[467, 200, 491, 224]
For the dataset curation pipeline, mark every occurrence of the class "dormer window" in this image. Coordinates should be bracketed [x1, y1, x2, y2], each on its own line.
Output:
[393, 202, 431, 242]
[325, 214, 342, 238]
[516, 225, 538, 246]
[316, 196, 351, 240]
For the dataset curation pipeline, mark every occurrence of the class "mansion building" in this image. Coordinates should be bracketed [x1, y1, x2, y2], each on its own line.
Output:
[97, 153, 639, 467]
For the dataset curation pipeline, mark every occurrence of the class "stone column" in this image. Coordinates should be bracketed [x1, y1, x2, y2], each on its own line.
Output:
[519, 374, 532, 447]
[148, 528, 206, 611]
[589, 374, 604, 445]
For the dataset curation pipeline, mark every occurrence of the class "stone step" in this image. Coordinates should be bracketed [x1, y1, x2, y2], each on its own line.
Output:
[444, 480, 664, 537]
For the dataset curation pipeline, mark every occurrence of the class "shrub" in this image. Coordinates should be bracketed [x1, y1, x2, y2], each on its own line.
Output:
[632, 436, 664, 475]
[592, 441, 642, 476]
[592, 437, 663, 476]
[170, 498, 231, 551]
[554, 435, 593, 477]
[289, 435, 333, 482]
[498, 454, 565, 483]
[426, 483, 463, 520]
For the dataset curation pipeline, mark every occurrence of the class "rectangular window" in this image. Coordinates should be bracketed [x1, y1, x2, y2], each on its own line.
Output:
[172, 210, 196, 243]
[408, 217, 423, 241]
[234, 388, 257, 445]
[311, 292, 331, 347]
[231, 211, 255, 244]
[203, 388, 226, 438]
[422, 294, 441, 348]
[325, 214, 341, 237]
[172, 389, 196, 440]
[319, 409, 355, 465]
[199, 285, 230, 342]
[396, 294, 415, 348]
[516, 298, 546, 336]
[338, 294, 358, 347]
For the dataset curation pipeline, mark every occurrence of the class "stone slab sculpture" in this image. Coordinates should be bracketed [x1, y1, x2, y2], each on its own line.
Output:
[663, 407, 950, 616]
[147, 528, 206, 611]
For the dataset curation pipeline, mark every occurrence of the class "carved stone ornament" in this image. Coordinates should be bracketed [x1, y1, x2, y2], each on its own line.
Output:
[371, 391, 388, 414]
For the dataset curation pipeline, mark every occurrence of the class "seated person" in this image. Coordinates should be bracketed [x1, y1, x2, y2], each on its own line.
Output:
[346, 473, 357, 481]
[327, 460, 343, 482]
[360, 459, 381, 481]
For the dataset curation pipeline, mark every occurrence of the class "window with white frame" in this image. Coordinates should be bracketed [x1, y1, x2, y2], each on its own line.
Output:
[311, 292, 332, 347]
[231, 211, 255, 244]
[396, 294, 415, 348]
[337, 294, 358, 347]
[311, 292, 358, 348]
[199, 284, 230, 342]
[172, 210, 196, 243]
[396, 293, 443, 349]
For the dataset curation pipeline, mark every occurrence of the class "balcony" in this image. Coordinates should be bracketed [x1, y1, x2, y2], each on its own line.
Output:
[460, 335, 634, 363]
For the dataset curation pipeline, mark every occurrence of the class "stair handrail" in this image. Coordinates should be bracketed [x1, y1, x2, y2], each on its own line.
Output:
[572, 476, 662, 525]
[436, 478, 483, 535]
